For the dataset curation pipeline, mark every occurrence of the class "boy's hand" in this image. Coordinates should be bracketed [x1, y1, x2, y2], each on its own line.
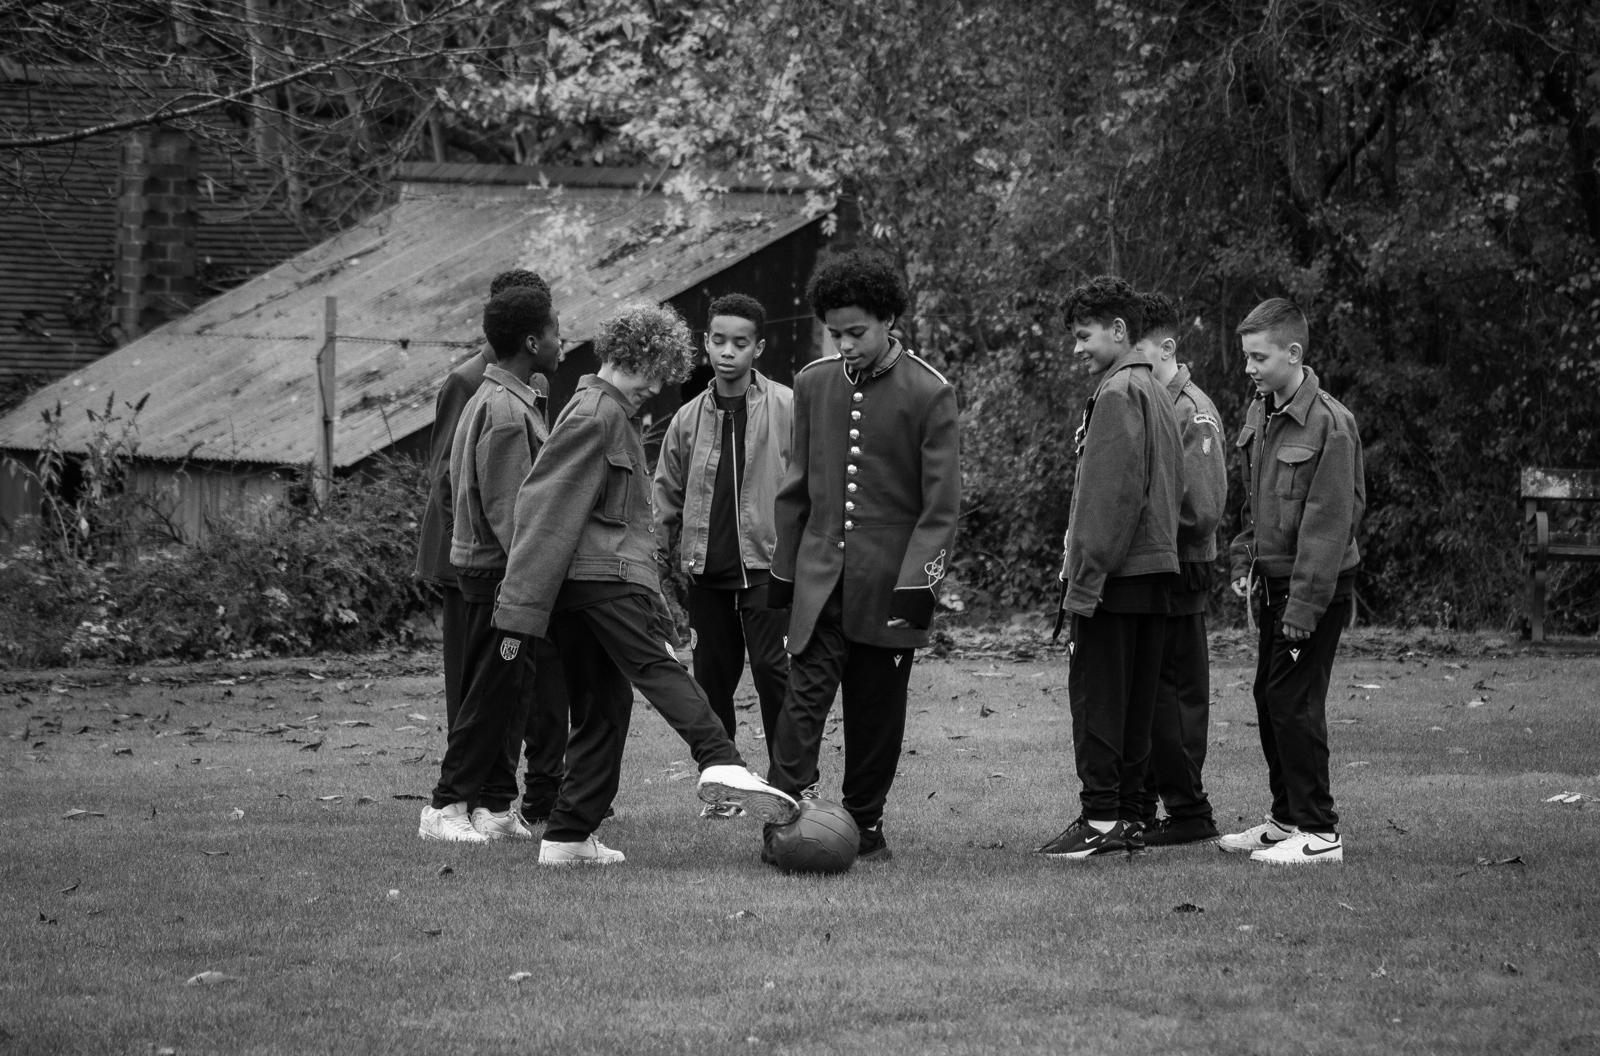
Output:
[1280, 622, 1311, 642]
[1231, 576, 1250, 597]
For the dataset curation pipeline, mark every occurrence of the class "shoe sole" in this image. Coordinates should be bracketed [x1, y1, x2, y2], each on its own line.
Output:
[538, 855, 624, 866]
[1218, 838, 1288, 854]
[1041, 845, 1129, 860]
[1251, 850, 1343, 864]
[1147, 834, 1221, 848]
[696, 782, 798, 825]
[418, 831, 487, 844]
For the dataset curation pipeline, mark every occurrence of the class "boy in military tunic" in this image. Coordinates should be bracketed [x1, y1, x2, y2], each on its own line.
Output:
[766, 249, 961, 861]
[1221, 298, 1364, 864]
[1135, 292, 1227, 846]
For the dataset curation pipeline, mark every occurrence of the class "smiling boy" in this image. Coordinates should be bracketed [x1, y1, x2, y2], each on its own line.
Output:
[653, 295, 793, 804]
[1222, 298, 1364, 865]
[1039, 275, 1181, 861]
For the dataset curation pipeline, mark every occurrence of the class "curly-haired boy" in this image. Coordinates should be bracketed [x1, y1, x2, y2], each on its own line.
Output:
[494, 303, 798, 865]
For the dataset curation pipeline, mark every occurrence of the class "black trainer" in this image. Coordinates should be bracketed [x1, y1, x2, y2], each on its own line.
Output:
[858, 823, 892, 862]
[1037, 818, 1131, 860]
[1124, 819, 1148, 856]
[1143, 816, 1220, 847]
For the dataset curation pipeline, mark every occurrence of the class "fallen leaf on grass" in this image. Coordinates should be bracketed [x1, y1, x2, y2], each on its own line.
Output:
[356, 795, 375, 805]
[508, 971, 534, 983]
[392, 793, 426, 801]
[38, 911, 57, 925]
[1545, 791, 1592, 804]
[307, 671, 326, 680]
[1346, 761, 1371, 768]
[59, 880, 80, 894]
[1352, 683, 1383, 690]
[184, 971, 236, 986]
[1171, 903, 1203, 914]
[1502, 961, 1520, 975]
[421, 928, 442, 937]
[1465, 699, 1488, 709]
[337, 720, 371, 728]
[230, 808, 245, 819]
[1337, 902, 1359, 912]
[1475, 855, 1524, 867]
[406, 713, 430, 723]
[437, 865, 455, 877]
[727, 909, 759, 921]
[62, 809, 104, 820]
[1370, 965, 1389, 979]
[298, 740, 324, 752]
[201, 850, 229, 857]
[317, 795, 342, 802]
[113, 747, 132, 756]
[394, 725, 423, 733]
[1387, 819, 1409, 835]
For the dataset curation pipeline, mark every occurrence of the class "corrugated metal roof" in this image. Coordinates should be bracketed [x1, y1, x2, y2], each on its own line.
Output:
[0, 166, 828, 467]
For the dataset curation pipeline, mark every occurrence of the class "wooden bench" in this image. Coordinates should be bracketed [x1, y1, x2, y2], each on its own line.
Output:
[1522, 467, 1600, 642]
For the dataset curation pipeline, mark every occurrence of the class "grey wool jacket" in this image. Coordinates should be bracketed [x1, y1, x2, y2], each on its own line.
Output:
[448, 362, 549, 576]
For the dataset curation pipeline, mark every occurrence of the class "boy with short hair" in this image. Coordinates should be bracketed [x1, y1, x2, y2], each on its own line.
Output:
[1038, 275, 1181, 861]
[413, 268, 568, 829]
[1221, 298, 1364, 864]
[1135, 292, 1227, 846]
[653, 294, 794, 814]
[420, 284, 563, 842]
[494, 303, 797, 866]
[765, 249, 961, 862]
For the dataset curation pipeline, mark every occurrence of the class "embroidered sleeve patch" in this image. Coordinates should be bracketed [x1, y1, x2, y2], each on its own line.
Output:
[1192, 411, 1222, 434]
[924, 549, 947, 591]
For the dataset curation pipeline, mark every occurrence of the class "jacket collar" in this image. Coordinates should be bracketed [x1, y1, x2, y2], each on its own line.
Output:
[483, 362, 543, 414]
[700, 368, 769, 403]
[577, 373, 636, 415]
[1093, 348, 1154, 397]
[843, 337, 905, 385]
[1273, 367, 1321, 426]
[1165, 363, 1191, 401]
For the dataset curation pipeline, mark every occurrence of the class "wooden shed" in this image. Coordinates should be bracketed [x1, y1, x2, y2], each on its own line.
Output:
[0, 162, 833, 542]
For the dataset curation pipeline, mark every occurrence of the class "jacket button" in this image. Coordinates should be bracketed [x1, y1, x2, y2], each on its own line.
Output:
[849, 428, 860, 440]
[836, 540, 845, 550]
[845, 500, 855, 512]
[850, 410, 861, 421]
[847, 483, 858, 493]
[852, 392, 864, 403]
[849, 446, 861, 457]
[844, 520, 854, 531]
[847, 464, 858, 476]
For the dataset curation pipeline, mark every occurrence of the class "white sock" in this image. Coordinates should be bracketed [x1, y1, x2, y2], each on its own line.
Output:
[1087, 818, 1117, 834]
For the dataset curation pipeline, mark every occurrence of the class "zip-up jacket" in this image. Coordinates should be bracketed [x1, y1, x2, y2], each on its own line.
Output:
[653, 370, 793, 577]
[769, 342, 960, 652]
[1168, 364, 1227, 565]
[1228, 367, 1364, 632]
[447, 363, 548, 576]
[1059, 351, 1181, 616]
[493, 374, 663, 639]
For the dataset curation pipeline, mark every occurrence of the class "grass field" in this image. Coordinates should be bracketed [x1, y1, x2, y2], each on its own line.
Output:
[3, 630, 1599, 1055]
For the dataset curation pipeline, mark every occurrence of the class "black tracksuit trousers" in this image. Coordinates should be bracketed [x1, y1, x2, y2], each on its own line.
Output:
[1252, 589, 1349, 833]
[767, 585, 915, 833]
[686, 580, 789, 767]
[1140, 609, 1214, 824]
[1068, 609, 1166, 822]
[431, 597, 532, 812]
[544, 593, 743, 843]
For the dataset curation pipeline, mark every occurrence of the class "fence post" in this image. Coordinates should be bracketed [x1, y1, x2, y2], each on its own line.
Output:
[315, 296, 336, 508]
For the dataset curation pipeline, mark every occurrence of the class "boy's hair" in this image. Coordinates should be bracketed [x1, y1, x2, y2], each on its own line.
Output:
[708, 293, 766, 335]
[1140, 292, 1180, 342]
[1064, 275, 1144, 342]
[481, 286, 554, 362]
[489, 269, 550, 298]
[1236, 297, 1309, 352]
[595, 303, 695, 382]
[806, 248, 909, 322]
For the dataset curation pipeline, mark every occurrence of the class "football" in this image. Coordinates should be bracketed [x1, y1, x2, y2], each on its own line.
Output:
[765, 799, 859, 874]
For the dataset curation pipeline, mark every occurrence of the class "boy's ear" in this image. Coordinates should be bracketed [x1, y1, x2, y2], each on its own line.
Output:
[1287, 341, 1302, 362]
[1111, 317, 1128, 343]
[1162, 337, 1178, 360]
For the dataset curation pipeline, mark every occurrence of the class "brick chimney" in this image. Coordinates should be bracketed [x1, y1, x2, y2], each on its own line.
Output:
[116, 128, 198, 338]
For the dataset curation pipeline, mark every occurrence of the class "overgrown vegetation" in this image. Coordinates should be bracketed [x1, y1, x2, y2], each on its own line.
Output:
[0, 401, 432, 668]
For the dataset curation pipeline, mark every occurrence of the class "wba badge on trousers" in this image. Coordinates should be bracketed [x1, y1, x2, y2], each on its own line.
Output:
[499, 637, 520, 662]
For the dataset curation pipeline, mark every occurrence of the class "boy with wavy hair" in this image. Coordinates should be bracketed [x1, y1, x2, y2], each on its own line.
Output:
[1039, 275, 1180, 862]
[495, 303, 797, 866]
[1222, 297, 1364, 865]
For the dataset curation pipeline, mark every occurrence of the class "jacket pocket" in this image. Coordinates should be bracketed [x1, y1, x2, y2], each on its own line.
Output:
[1274, 445, 1317, 499]
[598, 449, 635, 525]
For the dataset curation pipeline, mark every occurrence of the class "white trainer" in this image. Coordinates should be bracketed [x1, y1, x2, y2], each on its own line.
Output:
[1218, 815, 1297, 854]
[471, 807, 536, 841]
[539, 836, 625, 866]
[1251, 830, 1343, 864]
[419, 802, 488, 843]
[696, 764, 799, 825]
